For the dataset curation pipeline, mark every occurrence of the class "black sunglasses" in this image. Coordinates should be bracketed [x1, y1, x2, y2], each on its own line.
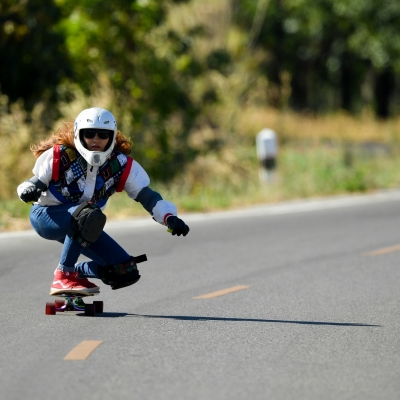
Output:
[81, 129, 113, 140]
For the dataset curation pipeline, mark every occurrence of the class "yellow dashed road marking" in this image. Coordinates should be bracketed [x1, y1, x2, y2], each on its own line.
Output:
[194, 285, 251, 299]
[365, 244, 400, 256]
[64, 340, 104, 360]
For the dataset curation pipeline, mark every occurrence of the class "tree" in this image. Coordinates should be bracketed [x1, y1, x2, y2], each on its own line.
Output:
[0, 0, 72, 111]
[232, 0, 400, 117]
[56, 0, 212, 180]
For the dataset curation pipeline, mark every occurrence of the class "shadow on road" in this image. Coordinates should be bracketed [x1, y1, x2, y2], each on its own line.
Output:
[89, 312, 381, 327]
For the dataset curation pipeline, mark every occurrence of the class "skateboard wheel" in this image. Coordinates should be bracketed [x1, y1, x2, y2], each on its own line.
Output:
[45, 302, 56, 315]
[93, 301, 103, 313]
[55, 300, 65, 309]
[85, 303, 96, 316]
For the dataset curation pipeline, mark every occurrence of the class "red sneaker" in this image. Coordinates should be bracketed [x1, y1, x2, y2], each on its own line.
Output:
[50, 269, 100, 295]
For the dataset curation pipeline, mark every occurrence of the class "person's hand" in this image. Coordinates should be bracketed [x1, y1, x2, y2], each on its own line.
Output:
[19, 184, 42, 203]
[166, 216, 190, 236]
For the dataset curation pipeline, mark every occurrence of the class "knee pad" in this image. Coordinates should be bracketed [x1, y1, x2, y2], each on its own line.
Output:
[98, 255, 147, 290]
[68, 201, 106, 247]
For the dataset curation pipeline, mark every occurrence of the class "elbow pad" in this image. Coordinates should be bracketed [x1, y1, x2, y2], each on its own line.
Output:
[135, 186, 163, 214]
[28, 176, 48, 191]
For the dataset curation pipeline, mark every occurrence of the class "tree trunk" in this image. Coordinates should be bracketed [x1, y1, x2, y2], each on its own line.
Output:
[374, 67, 395, 119]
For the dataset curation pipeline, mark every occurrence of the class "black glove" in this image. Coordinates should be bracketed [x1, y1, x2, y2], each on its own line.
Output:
[166, 216, 190, 236]
[20, 185, 42, 203]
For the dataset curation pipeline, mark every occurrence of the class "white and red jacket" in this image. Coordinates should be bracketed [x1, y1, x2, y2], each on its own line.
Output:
[17, 147, 177, 226]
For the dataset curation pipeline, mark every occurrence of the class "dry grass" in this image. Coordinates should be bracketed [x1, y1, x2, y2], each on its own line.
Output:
[237, 107, 400, 144]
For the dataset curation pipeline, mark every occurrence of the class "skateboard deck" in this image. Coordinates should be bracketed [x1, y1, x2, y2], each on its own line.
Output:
[46, 292, 103, 316]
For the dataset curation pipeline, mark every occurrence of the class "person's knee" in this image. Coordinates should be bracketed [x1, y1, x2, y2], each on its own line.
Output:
[68, 202, 106, 247]
[98, 255, 146, 290]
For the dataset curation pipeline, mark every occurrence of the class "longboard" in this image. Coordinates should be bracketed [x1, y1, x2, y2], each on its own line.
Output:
[46, 292, 103, 316]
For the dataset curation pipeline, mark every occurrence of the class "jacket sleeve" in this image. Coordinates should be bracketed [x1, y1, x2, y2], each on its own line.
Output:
[123, 160, 177, 225]
[17, 148, 53, 198]
[32, 148, 54, 186]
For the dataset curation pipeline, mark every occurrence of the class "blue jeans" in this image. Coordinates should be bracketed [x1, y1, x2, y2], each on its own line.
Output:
[30, 203, 130, 278]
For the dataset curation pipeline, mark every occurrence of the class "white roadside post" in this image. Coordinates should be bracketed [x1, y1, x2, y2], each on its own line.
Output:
[256, 129, 278, 182]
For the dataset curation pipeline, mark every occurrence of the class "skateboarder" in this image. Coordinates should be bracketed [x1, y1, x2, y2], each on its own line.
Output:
[17, 107, 189, 294]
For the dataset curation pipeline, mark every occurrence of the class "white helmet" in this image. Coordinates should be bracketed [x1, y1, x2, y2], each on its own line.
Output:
[74, 107, 117, 166]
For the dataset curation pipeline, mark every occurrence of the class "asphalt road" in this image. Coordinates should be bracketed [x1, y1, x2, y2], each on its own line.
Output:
[1, 191, 400, 400]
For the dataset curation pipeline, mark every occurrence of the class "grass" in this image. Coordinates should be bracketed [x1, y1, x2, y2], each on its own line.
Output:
[104, 143, 400, 222]
[0, 199, 33, 232]
[3, 103, 400, 233]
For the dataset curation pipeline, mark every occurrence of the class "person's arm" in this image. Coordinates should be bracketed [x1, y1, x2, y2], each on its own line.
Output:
[124, 160, 189, 236]
[17, 149, 53, 203]
[17, 177, 48, 203]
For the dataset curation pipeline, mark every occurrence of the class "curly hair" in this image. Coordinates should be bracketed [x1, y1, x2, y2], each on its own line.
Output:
[30, 120, 132, 158]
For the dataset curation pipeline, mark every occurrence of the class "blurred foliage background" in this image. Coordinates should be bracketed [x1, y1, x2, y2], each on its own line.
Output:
[2, 0, 400, 229]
